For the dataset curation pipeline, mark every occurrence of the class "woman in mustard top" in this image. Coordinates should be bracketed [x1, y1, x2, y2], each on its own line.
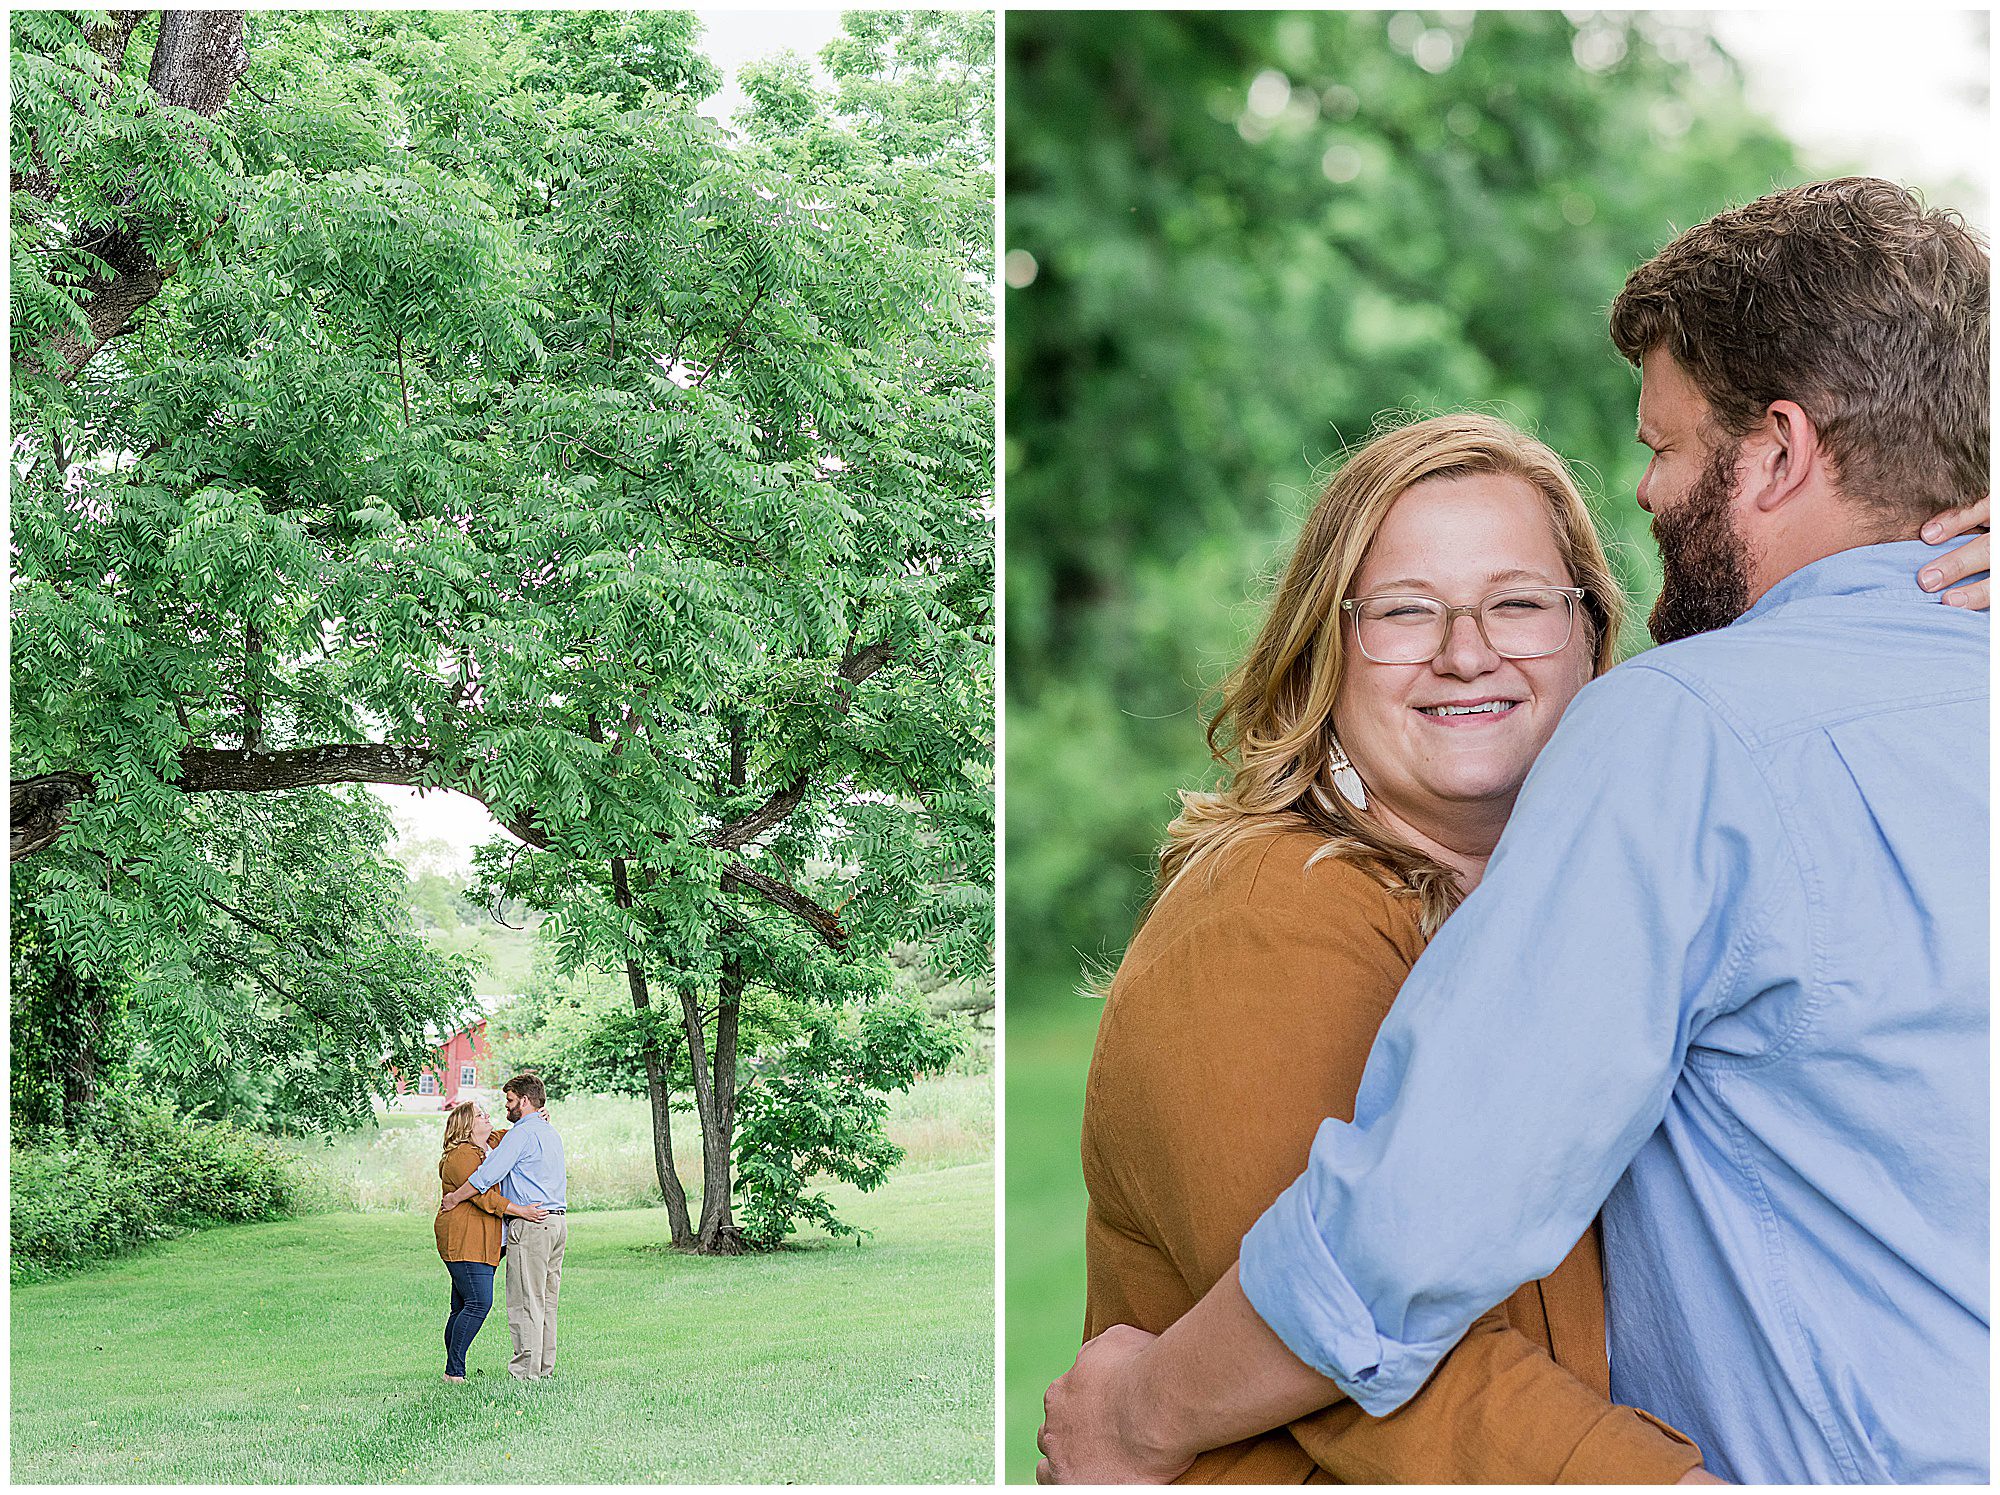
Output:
[1076, 415, 1711, 1481]
[436, 1100, 545, 1383]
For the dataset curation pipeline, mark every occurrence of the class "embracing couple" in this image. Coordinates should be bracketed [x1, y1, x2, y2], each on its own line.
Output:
[433, 1073, 569, 1384]
[1039, 178, 1989, 1484]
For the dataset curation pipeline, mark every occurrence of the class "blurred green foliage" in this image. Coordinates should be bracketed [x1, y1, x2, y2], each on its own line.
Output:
[1004, 11, 1803, 1000]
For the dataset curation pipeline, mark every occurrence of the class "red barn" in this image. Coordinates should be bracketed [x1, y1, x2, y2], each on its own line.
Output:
[393, 1020, 493, 1110]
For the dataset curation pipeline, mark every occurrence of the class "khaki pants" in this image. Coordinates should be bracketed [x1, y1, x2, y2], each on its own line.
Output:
[502, 1215, 566, 1380]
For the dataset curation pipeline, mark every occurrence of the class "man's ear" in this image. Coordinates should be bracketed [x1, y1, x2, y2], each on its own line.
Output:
[1743, 400, 1822, 514]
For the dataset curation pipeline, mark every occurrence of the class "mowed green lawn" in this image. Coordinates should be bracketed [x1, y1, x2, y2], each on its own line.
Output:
[12, 1162, 994, 1484]
[1003, 996, 1100, 1483]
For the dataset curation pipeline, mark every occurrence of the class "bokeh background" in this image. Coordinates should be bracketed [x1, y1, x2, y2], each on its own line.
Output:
[1001, 10, 1989, 1481]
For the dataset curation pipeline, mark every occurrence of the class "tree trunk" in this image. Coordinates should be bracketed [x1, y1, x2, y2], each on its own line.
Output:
[692, 717, 752, 1253]
[11, 772, 95, 860]
[702, 954, 744, 1250]
[242, 622, 263, 752]
[60, 962, 114, 1123]
[147, 9, 247, 116]
[27, 10, 248, 382]
[610, 856, 692, 1246]
[628, 963, 695, 1248]
[677, 971, 740, 1254]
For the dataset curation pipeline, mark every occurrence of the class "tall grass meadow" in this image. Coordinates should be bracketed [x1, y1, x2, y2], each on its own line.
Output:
[286, 1073, 993, 1214]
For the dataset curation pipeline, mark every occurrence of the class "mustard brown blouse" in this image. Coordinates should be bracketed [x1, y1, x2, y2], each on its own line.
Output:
[434, 1130, 517, 1266]
[1081, 830, 1704, 1483]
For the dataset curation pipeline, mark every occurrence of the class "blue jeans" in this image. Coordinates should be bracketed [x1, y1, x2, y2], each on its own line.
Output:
[444, 1259, 496, 1378]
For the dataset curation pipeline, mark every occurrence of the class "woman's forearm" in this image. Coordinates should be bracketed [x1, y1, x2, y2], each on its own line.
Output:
[1133, 1263, 1343, 1459]
[1040, 1264, 1340, 1483]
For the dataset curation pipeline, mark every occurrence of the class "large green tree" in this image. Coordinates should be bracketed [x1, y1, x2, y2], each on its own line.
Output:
[12, 10, 993, 1250]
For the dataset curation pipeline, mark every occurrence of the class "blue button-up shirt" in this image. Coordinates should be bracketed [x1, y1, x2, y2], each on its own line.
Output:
[1239, 542, 1988, 1483]
[469, 1109, 567, 1211]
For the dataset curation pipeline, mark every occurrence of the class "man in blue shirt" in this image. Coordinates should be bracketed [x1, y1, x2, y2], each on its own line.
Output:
[442, 1072, 568, 1380]
[1037, 179, 1988, 1482]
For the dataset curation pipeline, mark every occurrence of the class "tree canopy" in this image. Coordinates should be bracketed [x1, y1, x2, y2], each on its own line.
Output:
[12, 9, 994, 1249]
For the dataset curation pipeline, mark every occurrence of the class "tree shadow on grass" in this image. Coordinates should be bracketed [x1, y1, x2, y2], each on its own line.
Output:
[624, 1236, 865, 1258]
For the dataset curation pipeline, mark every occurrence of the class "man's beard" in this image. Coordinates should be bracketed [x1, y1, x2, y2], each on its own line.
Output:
[1648, 441, 1754, 645]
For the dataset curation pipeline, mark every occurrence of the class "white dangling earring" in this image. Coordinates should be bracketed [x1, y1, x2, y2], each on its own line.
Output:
[1327, 740, 1368, 811]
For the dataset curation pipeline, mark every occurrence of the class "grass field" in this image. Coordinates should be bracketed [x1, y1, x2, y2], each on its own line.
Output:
[12, 1162, 994, 1484]
[1003, 994, 1100, 1484]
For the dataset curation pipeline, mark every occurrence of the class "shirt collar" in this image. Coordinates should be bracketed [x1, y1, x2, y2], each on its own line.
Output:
[1738, 541, 1961, 625]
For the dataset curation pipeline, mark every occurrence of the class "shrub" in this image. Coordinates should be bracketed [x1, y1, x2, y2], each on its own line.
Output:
[10, 1093, 307, 1281]
[735, 996, 963, 1249]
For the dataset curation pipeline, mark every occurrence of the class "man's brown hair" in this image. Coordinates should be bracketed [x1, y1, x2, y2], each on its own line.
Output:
[504, 1073, 546, 1109]
[1610, 177, 1988, 526]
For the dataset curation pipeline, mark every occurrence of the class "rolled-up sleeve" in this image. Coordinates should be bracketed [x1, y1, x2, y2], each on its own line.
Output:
[1240, 663, 1786, 1413]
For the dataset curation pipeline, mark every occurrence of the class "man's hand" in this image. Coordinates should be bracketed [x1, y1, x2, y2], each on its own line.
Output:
[1036, 1324, 1193, 1484]
[1920, 496, 1990, 610]
[1676, 1467, 1730, 1484]
[440, 1179, 476, 1213]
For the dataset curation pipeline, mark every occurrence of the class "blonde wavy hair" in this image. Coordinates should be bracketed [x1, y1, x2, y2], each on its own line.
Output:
[1148, 412, 1625, 941]
[441, 1099, 481, 1160]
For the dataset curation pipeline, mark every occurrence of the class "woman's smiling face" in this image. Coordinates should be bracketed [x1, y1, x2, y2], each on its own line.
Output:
[1333, 472, 1596, 835]
[470, 1105, 492, 1148]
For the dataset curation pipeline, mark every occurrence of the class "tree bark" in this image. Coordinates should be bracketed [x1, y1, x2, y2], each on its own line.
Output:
[88, 12, 152, 69]
[146, 9, 246, 115]
[11, 772, 96, 860]
[60, 962, 114, 1122]
[667, 957, 738, 1253]
[703, 953, 744, 1250]
[25, 10, 247, 382]
[241, 623, 264, 752]
[636, 1026, 694, 1247]
[692, 712, 750, 1252]
[611, 856, 693, 1247]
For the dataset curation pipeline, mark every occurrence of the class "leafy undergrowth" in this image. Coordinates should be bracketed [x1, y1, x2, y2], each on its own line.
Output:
[11, 1099, 307, 1283]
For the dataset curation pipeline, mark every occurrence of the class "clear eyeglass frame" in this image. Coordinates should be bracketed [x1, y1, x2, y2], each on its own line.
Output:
[1339, 585, 1586, 665]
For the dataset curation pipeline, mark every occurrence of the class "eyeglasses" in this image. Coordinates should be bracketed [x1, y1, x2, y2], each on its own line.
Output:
[1340, 585, 1586, 665]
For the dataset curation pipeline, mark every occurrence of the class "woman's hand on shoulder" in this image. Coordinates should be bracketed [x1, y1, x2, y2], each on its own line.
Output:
[1920, 496, 1989, 610]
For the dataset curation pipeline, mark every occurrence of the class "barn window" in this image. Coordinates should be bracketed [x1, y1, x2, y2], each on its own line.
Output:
[460, 1064, 477, 1088]
[418, 1073, 438, 1096]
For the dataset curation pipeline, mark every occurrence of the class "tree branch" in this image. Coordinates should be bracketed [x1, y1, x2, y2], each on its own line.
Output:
[394, 329, 410, 426]
[707, 640, 895, 851]
[22, 10, 247, 382]
[10, 772, 97, 859]
[721, 861, 847, 951]
[12, 739, 854, 953]
[692, 285, 766, 388]
[198, 889, 285, 943]
[241, 623, 263, 751]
